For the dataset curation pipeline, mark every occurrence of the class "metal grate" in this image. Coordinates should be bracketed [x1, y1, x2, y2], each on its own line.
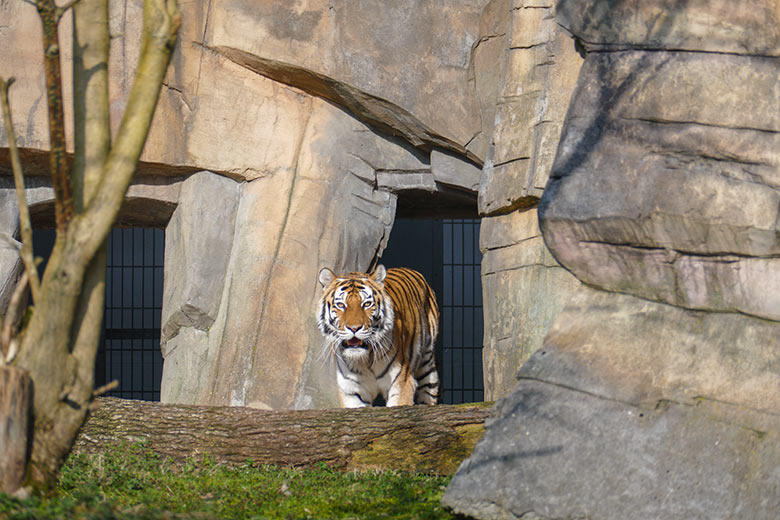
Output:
[380, 218, 484, 404]
[95, 228, 165, 401]
[441, 219, 484, 404]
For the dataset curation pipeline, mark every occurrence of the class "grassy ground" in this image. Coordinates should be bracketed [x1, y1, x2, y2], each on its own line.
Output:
[0, 444, 461, 519]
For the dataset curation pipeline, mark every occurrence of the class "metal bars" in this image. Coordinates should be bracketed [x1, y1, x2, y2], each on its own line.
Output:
[380, 218, 485, 405]
[95, 228, 164, 400]
[440, 219, 484, 404]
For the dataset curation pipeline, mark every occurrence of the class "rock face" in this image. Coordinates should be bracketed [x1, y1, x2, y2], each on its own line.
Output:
[445, 288, 780, 519]
[444, 0, 780, 517]
[480, 209, 579, 400]
[2, 0, 582, 408]
[478, 0, 582, 217]
[541, 49, 780, 321]
[209, 0, 492, 162]
[477, 0, 582, 399]
[0, 0, 491, 179]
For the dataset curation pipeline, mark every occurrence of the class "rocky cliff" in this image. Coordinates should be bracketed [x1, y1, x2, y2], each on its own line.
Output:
[0, 0, 580, 408]
[444, 0, 780, 518]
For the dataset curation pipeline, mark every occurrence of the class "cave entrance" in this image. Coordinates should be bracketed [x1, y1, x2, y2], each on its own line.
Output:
[33, 227, 165, 401]
[380, 218, 484, 404]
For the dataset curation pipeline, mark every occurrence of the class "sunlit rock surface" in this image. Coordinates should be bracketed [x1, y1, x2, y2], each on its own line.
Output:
[0, 0, 584, 408]
[445, 0, 780, 518]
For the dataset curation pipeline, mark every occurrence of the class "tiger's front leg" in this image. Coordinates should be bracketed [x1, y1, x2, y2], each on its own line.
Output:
[339, 390, 371, 408]
[386, 368, 416, 406]
[337, 371, 374, 408]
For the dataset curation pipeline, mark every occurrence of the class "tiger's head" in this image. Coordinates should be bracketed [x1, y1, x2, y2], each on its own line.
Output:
[316, 265, 394, 362]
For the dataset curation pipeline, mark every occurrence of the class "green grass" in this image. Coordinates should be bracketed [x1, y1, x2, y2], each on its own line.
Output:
[0, 444, 460, 519]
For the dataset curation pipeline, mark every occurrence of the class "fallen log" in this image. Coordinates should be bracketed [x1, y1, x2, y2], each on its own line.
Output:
[73, 398, 493, 475]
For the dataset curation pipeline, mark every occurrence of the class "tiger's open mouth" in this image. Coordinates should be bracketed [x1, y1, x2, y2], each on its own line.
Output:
[342, 338, 365, 349]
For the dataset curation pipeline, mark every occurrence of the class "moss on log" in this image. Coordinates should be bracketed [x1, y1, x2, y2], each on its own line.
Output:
[73, 398, 493, 474]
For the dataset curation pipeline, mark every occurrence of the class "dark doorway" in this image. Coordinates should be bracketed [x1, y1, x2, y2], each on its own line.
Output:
[33, 227, 164, 400]
[380, 218, 484, 404]
[99, 228, 164, 400]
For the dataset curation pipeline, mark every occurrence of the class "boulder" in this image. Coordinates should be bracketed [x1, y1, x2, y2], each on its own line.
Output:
[444, 287, 780, 519]
[161, 171, 240, 346]
[446, 0, 780, 517]
[159, 172, 240, 403]
[539, 50, 780, 321]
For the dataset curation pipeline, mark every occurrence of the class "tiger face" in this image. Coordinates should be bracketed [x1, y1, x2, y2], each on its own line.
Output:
[316, 265, 394, 362]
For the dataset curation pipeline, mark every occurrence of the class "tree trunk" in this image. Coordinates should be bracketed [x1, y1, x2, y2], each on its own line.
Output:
[5, 0, 180, 491]
[73, 398, 492, 475]
[0, 367, 32, 494]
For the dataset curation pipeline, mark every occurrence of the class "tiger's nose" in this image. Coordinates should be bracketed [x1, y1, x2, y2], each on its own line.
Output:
[346, 325, 361, 334]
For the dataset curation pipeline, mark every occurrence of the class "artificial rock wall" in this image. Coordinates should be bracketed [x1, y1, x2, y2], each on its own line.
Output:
[0, 0, 580, 408]
[478, 0, 582, 400]
[444, 1, 780, 518]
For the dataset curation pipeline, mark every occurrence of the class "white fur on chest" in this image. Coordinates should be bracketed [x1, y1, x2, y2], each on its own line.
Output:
[334, 343, 403, 407]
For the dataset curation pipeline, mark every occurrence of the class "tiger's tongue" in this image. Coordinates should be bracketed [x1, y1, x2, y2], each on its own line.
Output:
[346, 338, 362, 346]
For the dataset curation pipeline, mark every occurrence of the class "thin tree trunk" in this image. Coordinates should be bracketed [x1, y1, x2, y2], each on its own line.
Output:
[36, 0, 74, 232]
[8, 0, 180, 491]
[0, 367, 33, 494]
[68, 0, 111, 460]
[74, 399, 493, 475]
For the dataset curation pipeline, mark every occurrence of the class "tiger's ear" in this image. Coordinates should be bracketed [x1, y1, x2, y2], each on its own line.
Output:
[318, 267, 336, 288]
[372, 264, 387, 284]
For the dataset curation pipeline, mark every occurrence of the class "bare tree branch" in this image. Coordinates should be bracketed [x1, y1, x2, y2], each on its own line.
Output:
[55, 0, 82, 23]
[69, 0, 110, 403]
[91, 379, 117, 397]
[3, 338, 20, 367]
[0, 78, 41, 303]
[76, 0, 180, 262]
[71, 0, 109, 211]
[35, 0, 74, 232]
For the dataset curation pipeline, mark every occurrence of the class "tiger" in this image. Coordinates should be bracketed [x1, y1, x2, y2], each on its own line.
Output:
[316, 264, 440, 408]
